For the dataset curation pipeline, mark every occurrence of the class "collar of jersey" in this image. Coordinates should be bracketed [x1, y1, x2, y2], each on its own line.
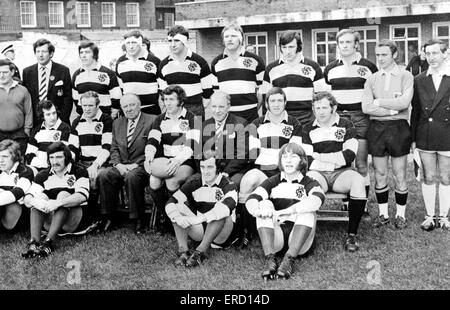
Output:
[50, 163, 72, 176]
[263, 110, 289, 123]
[280, 171, 304, 183]
[80, 109, 103, 122]
[202, 172, 224, 187]
[41, 118, 62, 130]
[169, 48, 193, 61]
[164, 107, 188, 120]
[312, 113, 340, 127]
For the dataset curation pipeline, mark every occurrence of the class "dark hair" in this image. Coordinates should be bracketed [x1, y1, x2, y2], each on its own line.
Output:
[78, 41, 99, 61]
[199, 150, 220, 172]
[33, 38, 55, 54]
[377, 39, 398, 56]
[278, 143, 308, 175]
[312, 91, 338, 108]
[162, 85, 187, 107]
[424, 39, 448, 54]
[47, 142, 72, 166]
[265, 87, 287, 105]
[80, 91, 100, 106]
[167, 25, 189, 39]
[142, 37, 151, 52]
[0, 59, 15, 72]
[37, 100, 59, 121]
[279, 30, 303, 53]
[124, 30, 143, 40]
[0, 139, 22, 164]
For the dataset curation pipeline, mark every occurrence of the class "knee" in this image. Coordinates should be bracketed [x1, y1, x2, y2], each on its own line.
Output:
[423, 171, 436, 184]
[356, 164, 368, 177]
[57, 191, 71, 200]
[165, 179, 180, 192]
[439, 174, 450, 186]
[351, 176, 366, 196]
[149, 176, 162, 190]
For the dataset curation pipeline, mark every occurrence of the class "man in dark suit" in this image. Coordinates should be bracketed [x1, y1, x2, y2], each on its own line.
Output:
[97, 93, 156, 234]
[201, 90, 250, 246]
[411, 39, 450, 231]
[22, 39, 72, 126]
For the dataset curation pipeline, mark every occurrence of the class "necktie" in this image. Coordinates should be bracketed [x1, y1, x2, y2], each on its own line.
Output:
[39, 66, 47, 102]
[216, 121, 222, 133]
[127, 120, 136, 148]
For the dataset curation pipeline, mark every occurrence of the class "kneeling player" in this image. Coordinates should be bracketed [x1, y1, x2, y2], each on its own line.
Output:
[246, 143, 324, 280]
[0, 140, 33, 231]
[303, 92, 367, 252]
[22, 142, 90, 258]
[165, 152, 238, 267]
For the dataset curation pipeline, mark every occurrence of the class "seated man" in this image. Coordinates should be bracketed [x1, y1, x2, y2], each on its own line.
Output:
[0, 140, 34, 231]
[97, 94, 156, 234]
[25, 100, 71, 175]
[302, 91, 366, 252]
[165, 151, 238, 267]
[22, 142, 90, 258]
[238, 87, 303, 245]
[145, 85, 200, 229]
[68, 91, 112, 220]
[246, 143, 324, 280]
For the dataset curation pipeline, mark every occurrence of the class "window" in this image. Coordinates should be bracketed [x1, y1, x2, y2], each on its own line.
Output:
[350, 26, 378, 64]
[102, 2, 116, 27]
[48, 1, 64, 28]
[390, 24, 421, 66]
[126, 3, 140, 27]
[433, 22, 450, 47]
[164, 13, 175, 29]
[76, 2, 91, 28]
[312, 28, 338, 67]
[20, 1, 36, 28]
[274, 30, 303, 60]
[244, 32, 268, 64]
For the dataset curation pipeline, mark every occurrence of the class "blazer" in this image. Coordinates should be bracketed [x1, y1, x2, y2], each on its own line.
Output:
[109, 113, 157, 166]
[411, 71, 450, 151]
[201, 113, 248, 177]
[22, 61, 73, 125]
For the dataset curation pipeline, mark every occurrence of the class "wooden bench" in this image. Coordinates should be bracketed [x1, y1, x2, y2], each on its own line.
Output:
[317, 192, 349, 222]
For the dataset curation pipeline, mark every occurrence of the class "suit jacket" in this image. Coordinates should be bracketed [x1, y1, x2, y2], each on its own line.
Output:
[22, 61, 73, 125]
[201, 113, 248, 177]
[411, 71, 450, 151]
[110, 113, 157, 166]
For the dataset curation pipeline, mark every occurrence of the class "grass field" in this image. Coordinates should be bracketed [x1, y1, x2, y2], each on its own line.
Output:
[0, 162, 449, 290]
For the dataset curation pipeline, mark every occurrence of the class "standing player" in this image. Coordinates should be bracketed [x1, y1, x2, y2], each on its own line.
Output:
[246, 143, 324, 280]
[411, 39, 450, 231]
[324, 29, 378, 203]
[0, 140, 33, 231]
[165, 151, 238, 267]
[362, 40, 413, 229]
[211, 24, 265, 123]
[262, 30, 325, 126]
[158, 25, 213, 118]
[116, 30, 161, 115]
[303, 92, 367, 252]
[72, 41, 122, 118]
[237, 87, 303, 246]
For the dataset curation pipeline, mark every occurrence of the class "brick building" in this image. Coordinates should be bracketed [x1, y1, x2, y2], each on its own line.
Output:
[175, 0, 450, 67]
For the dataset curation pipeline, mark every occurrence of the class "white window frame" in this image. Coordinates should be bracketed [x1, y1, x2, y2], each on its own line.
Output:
[390, 23, 421, 66]
[48, 1, 64, 28]
[101, 2, 116, 28]
[126, 2, 140, 27]
[164, 12, 175, 30]
[433, 22, 450, 45]
[76, 1, 91, 28]
[244, 32, 268, 64]
[274, 30, 303, 60]
[20, 1, 37, 28]
[350, 25, 379, 63]
[312, 28, 339, 68]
